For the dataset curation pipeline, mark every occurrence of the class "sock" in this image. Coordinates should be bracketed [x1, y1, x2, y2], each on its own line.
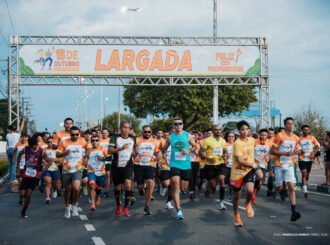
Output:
[268, 176, 274, 191]
[91, 200, 95, 204]
[114, 190, 120, 205]
[124, 191, 131, 207]
[291, 205, 296, 213]
[167, 195, 172, 202]
[220, 187, 225, 200]
[303, 185, 307, 192]
[139, 189, 144, 196]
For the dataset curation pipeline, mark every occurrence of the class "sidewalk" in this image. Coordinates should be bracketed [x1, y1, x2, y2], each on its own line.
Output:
[297, 162, 330, 193]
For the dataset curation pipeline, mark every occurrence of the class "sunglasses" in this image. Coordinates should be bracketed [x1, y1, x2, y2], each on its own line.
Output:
[143, 131, 152, 134]
[91, 140, 99, 142]
[71, 134, 79, 136]
[47, 141, 52, 144]
[174, 122, 183, 126]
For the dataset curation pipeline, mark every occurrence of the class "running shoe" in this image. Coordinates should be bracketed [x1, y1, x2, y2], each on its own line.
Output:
[18, 198, 24, 205]
[165, 201, 174, 209]
[45, 197, 51, 205]
[218, 201, 227, 210]
[90, 203, 96, 211]
[234, 214, 243, 227]
[144, 207, 152, 215]
[290, 211, 301, 222]
[123, 207, 131, 217]
[52, 189, 58, 199]
[176, 210, 184, 220]
[151, 195, 155, 201]
[71, 205, 79, 216]
[115, 205, 122, 217]
[160, 186, 166, 197]
[95, 196, 100, 205]
[245, 202, 254, 218]
[189, 192, 195, 200]
[130, 196, 136, 205]
[304, 192, 308, 199]
[204, 190, 211, 198]
[294, 186, 301, 190]
[21, 208, 28, 218]
[64, 206, 71, 219]
[251, 197, 257, 205]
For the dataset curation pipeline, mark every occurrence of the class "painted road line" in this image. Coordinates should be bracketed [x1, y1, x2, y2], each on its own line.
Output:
[297, 190, 330, 197]
[77, 207, 83, 212]
[305, 226, 313, 230]
[92, 237, 106, 245]
[270, 216, 276, 218]
[79, 214, 88, 221]
[85, 224, 96, 231]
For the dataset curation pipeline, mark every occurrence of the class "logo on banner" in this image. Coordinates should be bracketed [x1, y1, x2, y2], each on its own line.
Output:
[208, 48, 244, 73]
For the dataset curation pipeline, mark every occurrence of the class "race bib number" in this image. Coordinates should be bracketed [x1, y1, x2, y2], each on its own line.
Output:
[280, 156, 292, 164]
[25, 167, 37, 177]
[175, 152, 186, 161]
[166, 152, 171, 163]
[140, 157, 151, 166]
[105, 161, 112, 165]
[118, 152, 130, 167]
[213, 148, 223, 156]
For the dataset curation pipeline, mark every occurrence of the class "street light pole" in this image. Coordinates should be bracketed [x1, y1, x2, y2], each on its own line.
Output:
[213, 0, 219, 125]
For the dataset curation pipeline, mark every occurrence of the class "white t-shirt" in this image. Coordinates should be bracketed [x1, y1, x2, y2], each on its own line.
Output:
[6, 132, 20, 148]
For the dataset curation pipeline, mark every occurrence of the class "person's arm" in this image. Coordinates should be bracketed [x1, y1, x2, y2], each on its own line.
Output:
[108, 144, 129, 154]
[161, 136, 171, 155]
[182, 134, 196, 155]
[18, 118, 25, 134]
[12, 148, 18, 164]
[56, 149, 71, 158]
[235, 155, 258, 169]
[15, 150, 24, 177]
[199, 147, 216, 163]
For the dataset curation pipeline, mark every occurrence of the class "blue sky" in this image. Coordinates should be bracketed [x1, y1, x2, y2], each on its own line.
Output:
[0, 0, 329, 132]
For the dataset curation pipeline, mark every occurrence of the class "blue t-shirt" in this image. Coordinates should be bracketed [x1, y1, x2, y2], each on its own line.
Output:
[170, 130, 191, 170]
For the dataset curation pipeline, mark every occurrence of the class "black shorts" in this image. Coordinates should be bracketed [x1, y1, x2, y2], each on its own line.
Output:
[105, 164, 112, 172]
[199, 168, 206, 179]
[20, 177, 39, 191]
[315, 151, 321, 157]
[82, 169, 88, 179]
[112, 163, 134, 186]
[231, 169, 256, 192]
[298, 161, 313, 173]
[225, 166, 231, 184]
[134, 165, 155, 185]
[170, 167, 191, 181]
[160, 170, 171, 181]
[205, 164, 227, 181]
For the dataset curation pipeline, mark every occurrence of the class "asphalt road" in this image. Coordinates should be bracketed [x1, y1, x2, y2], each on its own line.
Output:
[0, 185, 329, 245]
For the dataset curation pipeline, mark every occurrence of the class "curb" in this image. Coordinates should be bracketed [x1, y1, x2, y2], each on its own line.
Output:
[0, 172, 9, 186]
[307, 183, 330, 194]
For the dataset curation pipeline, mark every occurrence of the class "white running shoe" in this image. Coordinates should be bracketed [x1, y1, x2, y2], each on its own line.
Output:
[52, 190, 58, 199]
[160, 186, 167, 197]
[71, 205, 79, 216]
[165, 201, 174, 209]
[218, 201, 227, 210]
[64, 206, 71, 219]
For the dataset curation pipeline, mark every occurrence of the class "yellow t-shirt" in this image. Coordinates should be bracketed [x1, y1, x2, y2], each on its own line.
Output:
[230, 137, 254, 181]
[201, 136, 227, 165]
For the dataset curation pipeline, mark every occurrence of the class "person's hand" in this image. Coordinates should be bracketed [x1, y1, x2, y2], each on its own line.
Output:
[208, 158, 217, 164]
[65, 149, 71, 156]
[16, 169, 20, 178]
[135, 154, 141, 162]
[309, 152, 315, 159]
[284, 151, 294, 157]
[121, 144, 129, 151]
[182, 149, 190, 155]
[97, 155, 104, 161]
[36, 172, 42, 179]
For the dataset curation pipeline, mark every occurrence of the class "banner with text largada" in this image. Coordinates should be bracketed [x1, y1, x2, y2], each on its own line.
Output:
[19, 45, 260, 76]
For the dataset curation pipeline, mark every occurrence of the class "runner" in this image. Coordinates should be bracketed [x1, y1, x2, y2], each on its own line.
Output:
[224, 131, 235, 202]
[15, 136, 51, 218]
[298, 125, 320, 198]
[86, 135, 108, 211]
[98, 128, 112, 198]
[43, 136, 60, 204]
[270, 117, 301, 222]
[189, 131, 201, 200]
[82, 131, 92, 196]
[230, 121, 257, 227]
[252, 129, 272, 204]
[134, 125, 161, 215]
[13, 133, 29, 205]
[108, 122, 136, 217]
[155, 130, 166, 194]
[159, 129, 174, 209]
[162, 117, 197, 220]
[322, 132, 330, 186]
[266, 128, 276, 197]
[56, 126, 87, 219]
[200, 125, 227, 210]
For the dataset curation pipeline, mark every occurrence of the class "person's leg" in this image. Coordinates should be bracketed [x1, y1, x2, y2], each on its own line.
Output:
[145, 179, 155, 207]
[21, 188, 33, 217]
[171, 176, 181, 209]
[72, 179, 82, 206]
[232, 189, 241, 216]
[44, 175, 52, 200]
[7, 148, 15, 182]
[89, 182, 96, 203]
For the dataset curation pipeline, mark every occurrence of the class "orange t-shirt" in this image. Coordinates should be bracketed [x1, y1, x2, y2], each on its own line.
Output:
[273, 131, 299, 167]
[298, 135, 319, 161]
[57, 138, 87, 173]
[254, 139, 272, 168]
[134, 137, 159, 167]
[87, 146, 108, 176]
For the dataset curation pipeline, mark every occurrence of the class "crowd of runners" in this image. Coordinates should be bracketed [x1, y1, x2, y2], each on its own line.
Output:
[5, 116, 330, 227]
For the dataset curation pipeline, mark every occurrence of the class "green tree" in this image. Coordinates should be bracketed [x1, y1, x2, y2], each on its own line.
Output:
[123, 81, 257, 131]
[293, 104, 328, 139]
[102, 112, 141, 135]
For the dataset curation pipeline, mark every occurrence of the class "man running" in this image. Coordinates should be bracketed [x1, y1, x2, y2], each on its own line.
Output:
[100, 128, 112, 198]
[56, 126, 87, 219]
[200, 125, 227, 210]
[252, 129, 272, 204]
[16, 137, 51, 217]
[162, 117, 196, 220]
[134, 125, 160, 215]
[230, 121, 257, 227]
[298, 125, 319, 198]
[86, 135, 108, 211]
[155, 130, 166, 193]
[271, 117, 301, 222]
[108, 122, 136, 217]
